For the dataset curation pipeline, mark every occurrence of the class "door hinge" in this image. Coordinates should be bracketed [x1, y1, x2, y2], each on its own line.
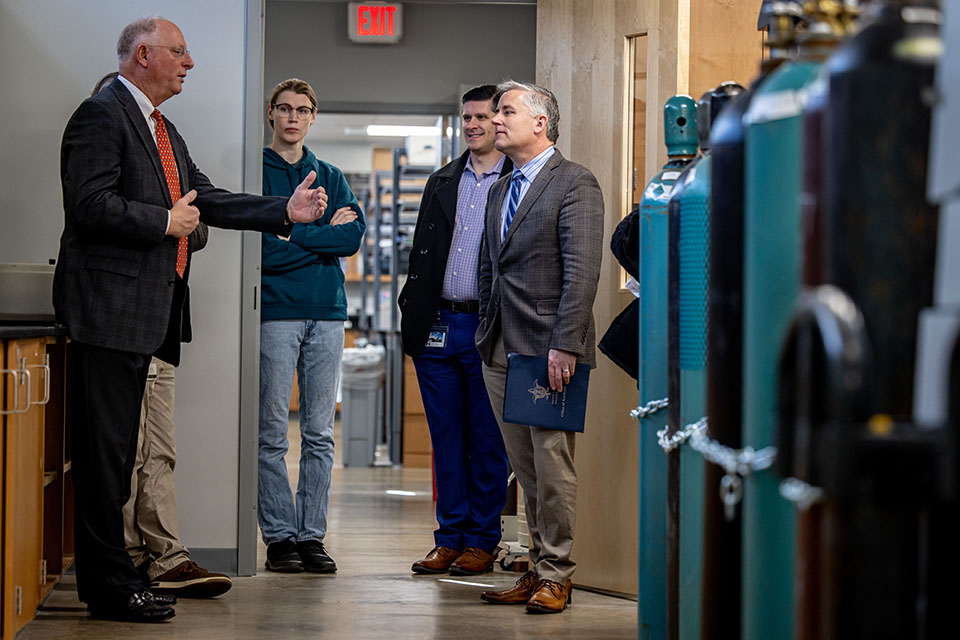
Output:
[633, 167, 638, 190]
[41, 558, 48, 585]
[15, 585, 22, 615]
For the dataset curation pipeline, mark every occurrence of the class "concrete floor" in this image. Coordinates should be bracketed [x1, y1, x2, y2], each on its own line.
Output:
[21, 418, 637, 639]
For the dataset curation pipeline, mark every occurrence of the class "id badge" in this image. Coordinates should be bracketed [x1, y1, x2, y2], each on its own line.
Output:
[425, 326, 449, 349]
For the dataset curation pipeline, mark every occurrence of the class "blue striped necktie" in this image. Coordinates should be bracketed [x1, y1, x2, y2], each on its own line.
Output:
[502, 171, 524, 242]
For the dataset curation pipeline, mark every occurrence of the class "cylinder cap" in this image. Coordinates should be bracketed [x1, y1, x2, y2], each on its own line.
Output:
[664, 94, 698, 156]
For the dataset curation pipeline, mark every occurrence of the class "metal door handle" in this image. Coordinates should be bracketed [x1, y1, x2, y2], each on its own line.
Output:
[0, 357, 31, 415]
[28, 354, 51, 406]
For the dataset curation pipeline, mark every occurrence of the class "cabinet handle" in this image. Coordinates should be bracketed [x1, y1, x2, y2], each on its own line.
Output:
[28, 354, 51, 406]
[0, 357, 31, 415]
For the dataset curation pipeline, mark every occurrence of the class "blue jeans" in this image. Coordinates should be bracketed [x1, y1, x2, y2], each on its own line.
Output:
[412, 309, 508, 552]
[258, 320, 344, 545]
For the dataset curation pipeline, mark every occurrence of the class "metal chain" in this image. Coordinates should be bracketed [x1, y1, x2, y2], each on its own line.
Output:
[686, 422, 777, 477]
[630, 398, 669, 419]
[656, 417, 707, 452]
[779, 477, 825, 510]
[653, 416, 778, 521]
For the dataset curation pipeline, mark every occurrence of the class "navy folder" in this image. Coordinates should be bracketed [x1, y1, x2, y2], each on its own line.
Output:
[502, 354, 590, 432]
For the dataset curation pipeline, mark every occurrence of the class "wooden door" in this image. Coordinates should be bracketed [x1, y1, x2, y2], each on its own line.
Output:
[2, 338, 46, 637]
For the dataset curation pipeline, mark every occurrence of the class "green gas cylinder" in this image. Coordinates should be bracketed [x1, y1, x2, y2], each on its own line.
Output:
[637, 93, 696, 640]
[741, 2, 847, 638]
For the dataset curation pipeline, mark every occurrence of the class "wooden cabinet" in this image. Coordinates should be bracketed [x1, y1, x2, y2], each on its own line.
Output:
[2, 337, 47, 638]
[402, 356, 431, 468]
[1, 333, 71, 639]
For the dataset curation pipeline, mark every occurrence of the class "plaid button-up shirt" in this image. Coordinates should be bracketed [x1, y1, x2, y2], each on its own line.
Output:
[441, 155, 506, 301]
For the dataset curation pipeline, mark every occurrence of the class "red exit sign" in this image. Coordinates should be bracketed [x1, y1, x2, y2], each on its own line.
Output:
[348, 2, 403, 44]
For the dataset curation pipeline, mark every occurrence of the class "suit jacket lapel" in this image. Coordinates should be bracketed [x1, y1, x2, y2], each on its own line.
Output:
[500, 149, 563, 252]
[434, 151, 468, 228]
[111, 81, 174, 207]
[489, 175, 509, 254]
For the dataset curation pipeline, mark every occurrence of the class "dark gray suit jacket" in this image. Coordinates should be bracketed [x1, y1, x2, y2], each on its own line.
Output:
[475, 149, 604, 367]
[54, 79, 289, 355]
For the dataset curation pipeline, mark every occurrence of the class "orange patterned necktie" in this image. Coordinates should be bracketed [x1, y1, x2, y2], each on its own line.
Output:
[150, 109, 189, 277]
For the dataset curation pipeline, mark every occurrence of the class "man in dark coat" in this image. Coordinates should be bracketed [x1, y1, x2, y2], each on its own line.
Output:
[398, 85, 511, 577]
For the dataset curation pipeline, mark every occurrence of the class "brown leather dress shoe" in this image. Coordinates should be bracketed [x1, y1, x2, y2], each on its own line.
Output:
[525, 579, 572, 614]
[480, 570, 539, 604]
[449, 547, 496, 576]
[411, 546, 461, 574]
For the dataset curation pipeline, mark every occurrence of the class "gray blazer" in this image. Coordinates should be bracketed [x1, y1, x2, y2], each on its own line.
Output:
[475, 149, 604, 367]
[53, 78, 289, 355]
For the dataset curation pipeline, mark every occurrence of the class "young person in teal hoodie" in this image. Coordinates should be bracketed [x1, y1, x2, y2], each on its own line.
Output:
[258, 78, 365, 574]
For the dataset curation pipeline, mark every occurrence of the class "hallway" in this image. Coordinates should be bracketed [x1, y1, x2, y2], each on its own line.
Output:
[20, 421, 637, 639]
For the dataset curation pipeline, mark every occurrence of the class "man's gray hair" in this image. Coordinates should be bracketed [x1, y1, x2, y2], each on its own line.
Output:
[494, 80, 560, 143]
[117, 16, 161, 61]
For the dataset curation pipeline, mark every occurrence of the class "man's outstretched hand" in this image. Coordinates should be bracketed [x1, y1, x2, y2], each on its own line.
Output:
[286, 171, 328, 223]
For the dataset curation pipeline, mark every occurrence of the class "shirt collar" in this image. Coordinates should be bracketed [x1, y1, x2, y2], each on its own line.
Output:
[514, 145, 556, 182]
[117, 75, 156, 120]
[464, 154, 506, 179]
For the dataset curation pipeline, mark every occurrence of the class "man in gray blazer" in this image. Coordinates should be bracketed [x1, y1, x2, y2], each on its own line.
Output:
[475, 80, 604, 614]
[54, 16, 326, 623]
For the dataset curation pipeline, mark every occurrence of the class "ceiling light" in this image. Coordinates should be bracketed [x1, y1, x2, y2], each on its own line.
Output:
[366, 125, 441, 137]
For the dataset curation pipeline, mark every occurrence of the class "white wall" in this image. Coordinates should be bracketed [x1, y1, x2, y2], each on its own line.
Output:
[0, 0, 251, 553]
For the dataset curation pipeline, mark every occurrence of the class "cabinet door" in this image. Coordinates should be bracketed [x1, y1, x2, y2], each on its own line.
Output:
[2, 337, 45, 637]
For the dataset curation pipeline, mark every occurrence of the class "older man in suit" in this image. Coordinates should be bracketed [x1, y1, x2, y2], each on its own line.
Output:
[475, 80, 604, 614]
[54, 16, 327, 622]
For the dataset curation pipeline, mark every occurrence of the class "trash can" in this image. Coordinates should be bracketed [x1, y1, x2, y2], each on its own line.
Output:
[340, 344, 385, 467]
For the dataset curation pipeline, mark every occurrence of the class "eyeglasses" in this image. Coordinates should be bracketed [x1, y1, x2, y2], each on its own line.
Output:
[146, 43, 190, 59]
[271, 104, 316, 119]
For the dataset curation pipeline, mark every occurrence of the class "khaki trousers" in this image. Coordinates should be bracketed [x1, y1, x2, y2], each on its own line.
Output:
[481, 336, 578, 583]
[122, 358, 190, 579]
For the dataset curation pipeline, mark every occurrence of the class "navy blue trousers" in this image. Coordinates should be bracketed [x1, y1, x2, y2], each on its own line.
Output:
[412, 309, 508, 552]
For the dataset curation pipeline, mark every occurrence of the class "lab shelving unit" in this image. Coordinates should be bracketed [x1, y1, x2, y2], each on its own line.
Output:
[359, 147, 434, 465]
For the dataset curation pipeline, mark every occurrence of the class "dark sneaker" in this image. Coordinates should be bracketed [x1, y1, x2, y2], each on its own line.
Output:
[296, 540, 337, 573]
[150, 560, 232, 598]
[266, 540, 304, 573]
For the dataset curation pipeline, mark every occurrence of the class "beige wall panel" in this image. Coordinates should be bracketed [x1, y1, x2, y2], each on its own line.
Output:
[648, 0, 679, 178]
[538, 0, 649, 596]
[536, 0, 762, 597]
[688, 0, 764, 103]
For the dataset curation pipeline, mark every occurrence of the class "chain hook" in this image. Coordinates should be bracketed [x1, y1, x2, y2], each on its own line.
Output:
[720, 473, 743, 522]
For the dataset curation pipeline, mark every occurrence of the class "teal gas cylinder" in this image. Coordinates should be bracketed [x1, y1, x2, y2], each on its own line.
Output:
[667, 82, 743, 640]
[701, 3, 803, 638]
[637, 93, 696, 640]
[740, 3, 847, 637]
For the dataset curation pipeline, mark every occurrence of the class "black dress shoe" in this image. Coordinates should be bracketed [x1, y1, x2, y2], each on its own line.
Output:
[88, 590, 175, 622]
[296, 540, 337, 573]
[147, 591, 177, 607]
[265, 539, 304, 573]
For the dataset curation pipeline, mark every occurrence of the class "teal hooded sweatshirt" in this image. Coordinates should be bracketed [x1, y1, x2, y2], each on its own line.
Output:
[261, 145, 365, 321]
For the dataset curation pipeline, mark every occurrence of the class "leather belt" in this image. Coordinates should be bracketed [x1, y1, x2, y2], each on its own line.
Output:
[438, 299, 479, 313]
